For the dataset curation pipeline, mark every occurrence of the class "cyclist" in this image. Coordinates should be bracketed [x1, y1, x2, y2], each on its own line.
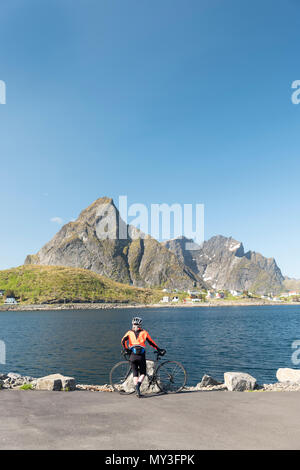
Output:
[121, 316, 165, 397]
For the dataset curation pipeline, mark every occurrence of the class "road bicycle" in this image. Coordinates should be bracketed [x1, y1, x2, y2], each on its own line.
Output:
[109, 349, 187, 395]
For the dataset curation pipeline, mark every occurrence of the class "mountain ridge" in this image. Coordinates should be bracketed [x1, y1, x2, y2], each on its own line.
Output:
[25, 197, 204, 290]
[25, 197, 284, 294]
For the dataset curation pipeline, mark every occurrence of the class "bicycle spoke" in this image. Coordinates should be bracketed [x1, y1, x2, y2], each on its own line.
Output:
[156, 361, 186, 393]
[110, 361, 135, 394]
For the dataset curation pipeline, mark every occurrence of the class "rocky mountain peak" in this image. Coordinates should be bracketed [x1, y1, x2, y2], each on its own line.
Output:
[25, 197, 204, 290]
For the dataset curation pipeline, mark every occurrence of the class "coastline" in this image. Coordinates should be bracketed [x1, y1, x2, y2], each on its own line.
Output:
[0, 299, 298, 311]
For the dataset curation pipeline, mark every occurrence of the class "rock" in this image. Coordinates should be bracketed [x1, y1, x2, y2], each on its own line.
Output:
[276, 368, 300, 384]
[199, 374, 220, 387]
[60, 375, 76, 391]
[36, 373, 76, 391]
[0, 379, 3, 389]
[224, 372, 256, 391]
[7, 372, 22, 380]
[117, 360, 160, 394]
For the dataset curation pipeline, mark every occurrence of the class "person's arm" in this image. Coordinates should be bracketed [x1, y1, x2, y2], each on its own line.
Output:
[121, 332, 129, 350]
[146, 331, 160, 350]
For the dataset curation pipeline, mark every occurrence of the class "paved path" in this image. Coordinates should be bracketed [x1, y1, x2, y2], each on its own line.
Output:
[1, 389, 300, 449]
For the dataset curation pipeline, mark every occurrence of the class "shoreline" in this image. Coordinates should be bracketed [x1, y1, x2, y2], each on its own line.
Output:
[0, 299, 298, 311]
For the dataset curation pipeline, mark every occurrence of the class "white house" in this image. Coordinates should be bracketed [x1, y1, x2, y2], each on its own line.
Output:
[230, 290, 242, 297]
[4, 297, 18, 305]
[161, 296, 170, 303]
[172, 296, 179, 302]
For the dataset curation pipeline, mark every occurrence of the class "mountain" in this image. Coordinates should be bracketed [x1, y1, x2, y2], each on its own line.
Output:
[0, 265, 163, 304]
[283, 277, 300, 292]
[25, 197, 204, 290]
[163, 235, 284, 294]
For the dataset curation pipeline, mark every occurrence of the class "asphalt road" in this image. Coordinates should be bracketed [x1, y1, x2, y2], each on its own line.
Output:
[1, 389, 300, 450]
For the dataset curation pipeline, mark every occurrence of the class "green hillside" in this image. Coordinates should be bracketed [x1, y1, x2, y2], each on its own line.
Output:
[0, 265, 162, 305]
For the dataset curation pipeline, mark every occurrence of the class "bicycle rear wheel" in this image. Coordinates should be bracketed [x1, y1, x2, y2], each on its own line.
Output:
[156, 360, 187, 393]
[109, 361, 135, 394]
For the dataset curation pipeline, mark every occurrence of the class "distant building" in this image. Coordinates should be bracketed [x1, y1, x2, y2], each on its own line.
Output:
[0, 290, 4, 297]
[215, 292, 225, 299]
[230, 290, 242, 297]
[161, 296, 170, 303]
[187, 290, 202, 295]
[172, 296, 179, 302]
[206, 291, 214, 299]
[4, 297, 18, 304]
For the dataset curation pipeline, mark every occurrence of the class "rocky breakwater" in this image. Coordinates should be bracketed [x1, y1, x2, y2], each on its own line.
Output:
[0, 372, 76, 391]
[0, 373, 37, 389]
[2, 368, 300, 393]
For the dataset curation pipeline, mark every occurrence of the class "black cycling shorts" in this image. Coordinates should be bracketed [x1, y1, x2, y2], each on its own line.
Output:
[130, 353, 146, 377]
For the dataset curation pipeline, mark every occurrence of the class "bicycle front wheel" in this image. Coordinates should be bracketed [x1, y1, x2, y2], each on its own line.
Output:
[156, 360, 187, 393]
[109, 361, 135, 394]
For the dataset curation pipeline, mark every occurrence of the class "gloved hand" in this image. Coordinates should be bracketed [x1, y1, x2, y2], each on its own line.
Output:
[125, 348, 131, 355]
[158, 348, 166, 355]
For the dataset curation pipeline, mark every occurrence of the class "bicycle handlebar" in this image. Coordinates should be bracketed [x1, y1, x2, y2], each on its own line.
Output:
[121, 349, 166, 358]
[154, 349, 166, 357]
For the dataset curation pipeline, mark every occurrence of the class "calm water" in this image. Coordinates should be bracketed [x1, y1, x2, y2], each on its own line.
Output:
[0, 305, 300, 385]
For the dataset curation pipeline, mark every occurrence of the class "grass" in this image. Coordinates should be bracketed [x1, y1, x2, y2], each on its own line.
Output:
[19, 384, 33, 390]
[0, 265, 163, 305]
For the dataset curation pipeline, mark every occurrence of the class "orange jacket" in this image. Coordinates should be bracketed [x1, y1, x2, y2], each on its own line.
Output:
[121, 328, 159, 350]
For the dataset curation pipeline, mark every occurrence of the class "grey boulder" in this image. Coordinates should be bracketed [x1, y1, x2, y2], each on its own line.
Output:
[36, 373, 76, 391]
[199, 374, 220, 387]
[224, 372, 257, 391]
[276, 368, 300, 384]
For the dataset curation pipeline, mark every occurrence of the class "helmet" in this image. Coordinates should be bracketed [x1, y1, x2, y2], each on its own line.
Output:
[132, 316, 142, 326]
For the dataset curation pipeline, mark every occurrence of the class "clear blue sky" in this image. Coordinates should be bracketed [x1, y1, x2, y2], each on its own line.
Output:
[0, 0, 300, 277]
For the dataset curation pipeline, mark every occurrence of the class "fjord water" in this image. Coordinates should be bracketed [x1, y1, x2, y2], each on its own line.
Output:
[1, 305, 300, 386]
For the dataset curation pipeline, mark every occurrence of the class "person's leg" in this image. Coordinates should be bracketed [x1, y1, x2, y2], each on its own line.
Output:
[137, 354, 146, 384]
[130, 358, 139, 385]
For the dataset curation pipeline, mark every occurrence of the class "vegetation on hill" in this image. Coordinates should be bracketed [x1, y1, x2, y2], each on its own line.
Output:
[0, 265, 163, 305]
[283, 278, 300, 292]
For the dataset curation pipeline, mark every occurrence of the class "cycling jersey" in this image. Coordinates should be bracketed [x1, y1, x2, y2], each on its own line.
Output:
[121, 328, 159, 351]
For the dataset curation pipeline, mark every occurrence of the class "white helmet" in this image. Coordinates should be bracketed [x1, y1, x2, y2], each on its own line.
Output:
[132, 316, 142, 326]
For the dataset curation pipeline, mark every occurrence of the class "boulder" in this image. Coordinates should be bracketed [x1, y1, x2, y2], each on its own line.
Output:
[224, 372, 256, 391]
[117, 360, 160, 394]
[36, 373, 76, 391]
[7, 372, 22, 379]
[199, 374, 220, 387]
[276, 368, 300, 384]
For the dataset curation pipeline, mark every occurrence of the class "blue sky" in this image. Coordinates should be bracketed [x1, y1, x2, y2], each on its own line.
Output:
[0, 0, 300, 277]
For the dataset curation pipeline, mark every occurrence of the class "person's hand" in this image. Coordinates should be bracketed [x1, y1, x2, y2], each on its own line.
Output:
[158, 348, 166, 355]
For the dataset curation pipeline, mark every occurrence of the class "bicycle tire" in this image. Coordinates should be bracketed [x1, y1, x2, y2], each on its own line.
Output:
[109, 361, 135, 394]
[156, 360, 187, 393]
